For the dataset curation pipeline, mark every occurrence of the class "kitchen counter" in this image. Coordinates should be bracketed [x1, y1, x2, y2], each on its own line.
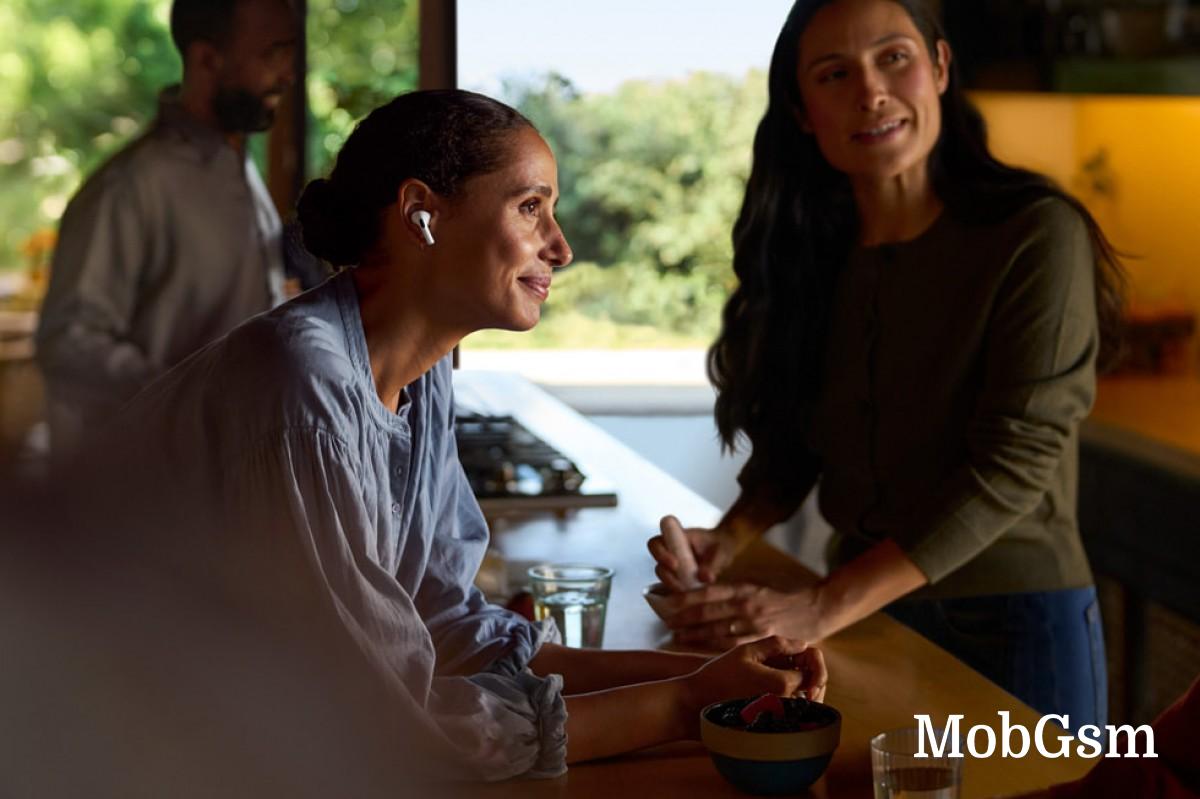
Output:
[456, 370, 1095, 798]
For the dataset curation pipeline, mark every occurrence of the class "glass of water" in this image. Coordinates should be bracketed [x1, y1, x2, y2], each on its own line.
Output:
[527, 563, 613, 648]
[871, 727, 964, 799]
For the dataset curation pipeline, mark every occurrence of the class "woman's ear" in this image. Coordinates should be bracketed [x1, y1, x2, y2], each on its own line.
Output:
[396, 179, 438, 247]
[934, 39, 952, 95]
[397, 179, 434, 217]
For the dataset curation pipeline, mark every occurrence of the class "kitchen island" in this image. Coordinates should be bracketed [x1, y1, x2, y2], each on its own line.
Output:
[456, 370, 1096, 798]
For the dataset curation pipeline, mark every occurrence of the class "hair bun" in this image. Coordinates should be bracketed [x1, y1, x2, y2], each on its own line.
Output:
[296, 178, 361, 267]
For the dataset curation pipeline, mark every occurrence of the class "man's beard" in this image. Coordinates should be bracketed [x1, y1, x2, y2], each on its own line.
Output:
[212, 85, 281, 133]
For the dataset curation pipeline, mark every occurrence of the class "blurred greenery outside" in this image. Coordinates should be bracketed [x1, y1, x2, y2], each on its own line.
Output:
[1, 0, 767, 348]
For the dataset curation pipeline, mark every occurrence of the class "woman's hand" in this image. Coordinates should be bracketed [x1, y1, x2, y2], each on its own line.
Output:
[647, 515, 739, 591]
[678, 636, 828, 736]
[562, 637, 827, 762]
[656, 541, 927, 650]
[660, 583, 827, 649]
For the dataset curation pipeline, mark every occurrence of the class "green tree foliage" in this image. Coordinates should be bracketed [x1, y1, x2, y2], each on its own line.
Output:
[0, 0, 177, 270]
[5, 2, 762, 350]
[306, 0, 418, 177]
[469, 70, 766, 348]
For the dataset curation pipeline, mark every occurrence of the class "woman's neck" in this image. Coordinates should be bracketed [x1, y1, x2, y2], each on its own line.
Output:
[351, 264, 464, 413]
[852, 170, 943, 247]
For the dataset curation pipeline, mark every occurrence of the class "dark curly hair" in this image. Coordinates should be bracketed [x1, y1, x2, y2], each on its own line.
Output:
[709, 0, 1126, 468]
[296, 89, 533, 267]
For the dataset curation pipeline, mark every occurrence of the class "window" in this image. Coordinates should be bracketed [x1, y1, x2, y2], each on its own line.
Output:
[1, 0, 789, 391]
[0, 0, 177, 305]
[457, 1, 794, 387]
[307, 0, 418, 178]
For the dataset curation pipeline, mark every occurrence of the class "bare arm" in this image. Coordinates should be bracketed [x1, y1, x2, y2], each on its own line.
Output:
[529, 643, 707, 694]
[814, 538, 928, 636]
[554, 637, 828, 764]
[563, 680, 691, 763]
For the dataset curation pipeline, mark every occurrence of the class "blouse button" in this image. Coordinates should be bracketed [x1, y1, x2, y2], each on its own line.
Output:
[391, 502, 401, 515]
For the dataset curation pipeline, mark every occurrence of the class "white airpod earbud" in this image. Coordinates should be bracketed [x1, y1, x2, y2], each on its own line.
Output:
[410, 209, 435, 246]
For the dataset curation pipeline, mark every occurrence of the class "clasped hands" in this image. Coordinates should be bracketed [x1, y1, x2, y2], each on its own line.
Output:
[647, 515, 828, 649]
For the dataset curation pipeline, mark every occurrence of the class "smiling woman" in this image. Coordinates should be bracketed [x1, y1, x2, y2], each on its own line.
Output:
[74, 87, 828, 781]
[650, 0, 1127, 738]
[297, 93, 572, 366]
[794, 0, 950, 236]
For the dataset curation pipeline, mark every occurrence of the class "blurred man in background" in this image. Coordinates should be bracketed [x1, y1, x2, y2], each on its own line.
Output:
[35, 0, 301, 454]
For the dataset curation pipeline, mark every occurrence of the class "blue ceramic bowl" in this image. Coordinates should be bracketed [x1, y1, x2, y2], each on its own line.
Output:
[699, 698, 841, 796]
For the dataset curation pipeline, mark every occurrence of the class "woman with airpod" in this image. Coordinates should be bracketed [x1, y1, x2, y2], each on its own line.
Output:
[100, 89, 827, 781]
[649, 0, 1125, 734]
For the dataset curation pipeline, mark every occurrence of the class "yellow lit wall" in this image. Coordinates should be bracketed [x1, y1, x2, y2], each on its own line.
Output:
[973, 92, 1200, 327]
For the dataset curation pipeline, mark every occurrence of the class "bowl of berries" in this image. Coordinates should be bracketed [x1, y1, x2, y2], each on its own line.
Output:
[700, 694, 841, 795]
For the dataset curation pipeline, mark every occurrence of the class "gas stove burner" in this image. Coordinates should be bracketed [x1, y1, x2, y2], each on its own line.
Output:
[456, 413, 585, 497]
[454, 413, 617, 515]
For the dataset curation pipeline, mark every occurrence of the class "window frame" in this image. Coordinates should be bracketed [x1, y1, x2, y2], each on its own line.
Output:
[266, 0, 456, 214]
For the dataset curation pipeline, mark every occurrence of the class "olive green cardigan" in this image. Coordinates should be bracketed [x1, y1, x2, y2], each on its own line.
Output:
[744, 196, 1098, 599]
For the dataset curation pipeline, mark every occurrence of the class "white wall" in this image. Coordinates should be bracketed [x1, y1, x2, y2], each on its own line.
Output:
[588, 414, 744, 511]
[587, 413, 832, 575]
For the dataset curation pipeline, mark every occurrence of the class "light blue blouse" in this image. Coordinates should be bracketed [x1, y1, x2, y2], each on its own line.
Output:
[114, 270, 567, 780]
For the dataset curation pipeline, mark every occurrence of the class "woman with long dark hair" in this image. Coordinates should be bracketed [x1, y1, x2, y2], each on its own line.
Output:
[650, 0, 1122, 732]
[96, 89, 826, 780]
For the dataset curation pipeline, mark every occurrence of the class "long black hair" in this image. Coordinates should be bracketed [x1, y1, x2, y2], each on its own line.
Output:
[709, 0, 1125, 463]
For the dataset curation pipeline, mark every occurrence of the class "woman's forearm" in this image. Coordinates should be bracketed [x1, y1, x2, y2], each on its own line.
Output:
[558, 637, 828, 763]
[530, 643, 707, 693]
[563, 679, 693, 763]
[814, 538, 928, 638]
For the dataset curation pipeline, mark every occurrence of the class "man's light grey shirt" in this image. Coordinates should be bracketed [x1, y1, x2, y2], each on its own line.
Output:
[36, 86, 285, 448]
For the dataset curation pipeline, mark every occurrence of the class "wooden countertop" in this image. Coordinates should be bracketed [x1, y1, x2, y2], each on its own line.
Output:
[454, 370, 1095, 798]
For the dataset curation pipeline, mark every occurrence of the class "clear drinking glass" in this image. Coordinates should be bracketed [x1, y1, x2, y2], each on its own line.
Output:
[527, 563, 613, 648]
[871, 727, 964, 799]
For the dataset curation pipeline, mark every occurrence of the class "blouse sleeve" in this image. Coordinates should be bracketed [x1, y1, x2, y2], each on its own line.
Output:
[411, 363, 559, 677]
[227, 427, 567, 780]
[901, 200, 1098, 583]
